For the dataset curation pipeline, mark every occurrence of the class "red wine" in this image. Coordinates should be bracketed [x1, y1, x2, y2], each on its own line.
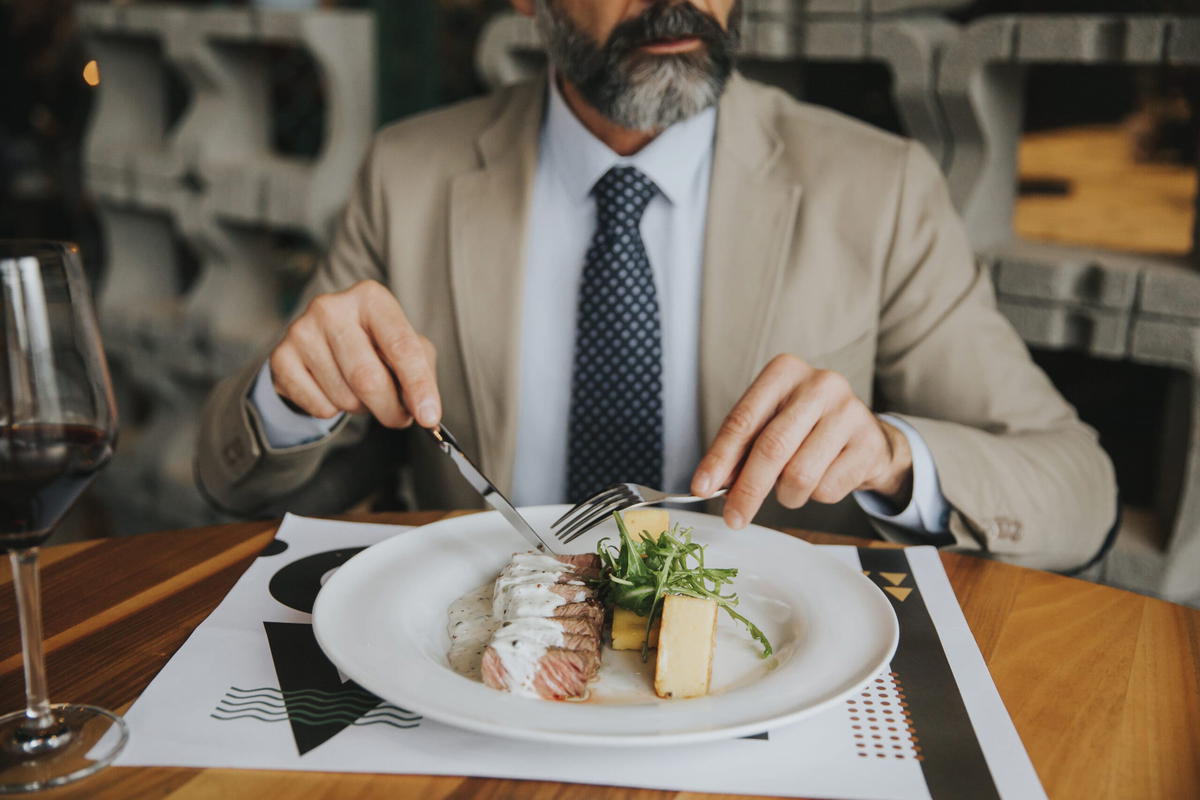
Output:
[0, 424, 113, 551]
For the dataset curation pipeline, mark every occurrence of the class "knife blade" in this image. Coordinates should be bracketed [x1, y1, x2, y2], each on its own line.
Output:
[425, 425, 558, 554]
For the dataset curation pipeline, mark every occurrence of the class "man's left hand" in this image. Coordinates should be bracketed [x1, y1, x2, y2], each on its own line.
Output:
[691, 354, 914, 529]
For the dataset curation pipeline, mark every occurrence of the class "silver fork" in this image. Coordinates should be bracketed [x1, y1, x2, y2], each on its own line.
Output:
[551, 483, 728, 545]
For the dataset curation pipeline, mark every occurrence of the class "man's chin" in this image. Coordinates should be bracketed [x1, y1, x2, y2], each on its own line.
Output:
[599, 72, 726, 131]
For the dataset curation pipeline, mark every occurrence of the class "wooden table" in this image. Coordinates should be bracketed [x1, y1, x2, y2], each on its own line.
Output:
[1, 511, 1197, 799]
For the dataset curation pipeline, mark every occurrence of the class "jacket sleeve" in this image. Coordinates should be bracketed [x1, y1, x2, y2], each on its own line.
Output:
[871, 141, 1117, 571]
[194, 137, 392, 517]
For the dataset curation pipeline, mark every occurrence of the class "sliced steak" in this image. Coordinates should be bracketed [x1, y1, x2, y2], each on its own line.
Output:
[554, 553, 601, 581]
[478, 552, 606, 701]
[553, 599, 604, 627]
[481, 646, 599, 700]
[549, 616, 601, 638]
[493, 623, 597, 653]
[547, 582, 595, 604]
[561, 632, 600, 654]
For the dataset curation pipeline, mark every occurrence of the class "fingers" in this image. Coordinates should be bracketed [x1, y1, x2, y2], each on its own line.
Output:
[810, 439, 877, 505]
[697, 356, 898, 529]
[286, 314, 362, 414]
[325, 321, 412, 429]
[776, 413, 858, 509]
[359, 284, 441, 428]
[691, 355, 803, 499]
[420, 336, 437, 369]
[269, 281, 441, 430]
[270, 344, 339, 419]
[723, 398, 821, 527]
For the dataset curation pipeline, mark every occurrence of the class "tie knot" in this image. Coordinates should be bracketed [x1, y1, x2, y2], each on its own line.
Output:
[593, 166, 658, 229]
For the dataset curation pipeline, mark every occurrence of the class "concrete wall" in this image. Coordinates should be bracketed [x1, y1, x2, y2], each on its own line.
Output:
[80, 4, 375, 532]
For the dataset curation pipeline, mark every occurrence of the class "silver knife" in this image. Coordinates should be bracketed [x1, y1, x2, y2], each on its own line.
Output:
[426, 425, 558, 554]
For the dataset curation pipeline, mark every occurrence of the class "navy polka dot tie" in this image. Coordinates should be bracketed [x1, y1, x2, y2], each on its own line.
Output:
[566, 166, 664, 503]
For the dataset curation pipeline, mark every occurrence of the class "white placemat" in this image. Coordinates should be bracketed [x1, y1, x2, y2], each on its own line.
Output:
[112, 514, 1044, 800]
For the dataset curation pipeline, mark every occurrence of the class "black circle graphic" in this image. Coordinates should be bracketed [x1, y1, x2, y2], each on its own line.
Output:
[259, 539, 290, 557]
[268, 548, 366, 614]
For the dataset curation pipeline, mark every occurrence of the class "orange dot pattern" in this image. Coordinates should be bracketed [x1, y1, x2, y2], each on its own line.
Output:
[845, 671, 920, 760]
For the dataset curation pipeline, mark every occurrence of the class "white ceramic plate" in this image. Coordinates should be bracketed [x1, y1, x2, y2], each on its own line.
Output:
[313, 506, 898, 746]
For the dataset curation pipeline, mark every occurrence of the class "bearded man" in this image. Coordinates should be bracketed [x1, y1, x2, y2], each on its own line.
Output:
[196, 0, 1117, 571]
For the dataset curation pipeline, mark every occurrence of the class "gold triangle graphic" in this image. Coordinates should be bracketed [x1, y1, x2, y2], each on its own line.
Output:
[884, 586, 913, 602]
[880, 572, 907, 586]
[862, 571, 871, 577]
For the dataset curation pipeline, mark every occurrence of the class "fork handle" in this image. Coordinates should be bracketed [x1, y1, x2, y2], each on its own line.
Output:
[668, 488, 728, 504]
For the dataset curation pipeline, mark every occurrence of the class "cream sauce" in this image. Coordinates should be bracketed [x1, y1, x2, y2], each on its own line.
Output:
[446, 583, 499, 681]
[447, 553, 584, 695]
[489, 618, 566, 696]
[492, 553, 576, 620]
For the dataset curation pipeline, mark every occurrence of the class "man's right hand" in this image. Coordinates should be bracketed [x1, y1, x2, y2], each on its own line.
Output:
[268, 280, 441, 429]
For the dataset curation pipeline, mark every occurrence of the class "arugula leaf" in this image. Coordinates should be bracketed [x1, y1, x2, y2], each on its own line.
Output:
[595, 512, 774, 660]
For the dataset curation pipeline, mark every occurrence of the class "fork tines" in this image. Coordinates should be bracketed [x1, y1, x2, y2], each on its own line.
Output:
[552, 483, 638, 545]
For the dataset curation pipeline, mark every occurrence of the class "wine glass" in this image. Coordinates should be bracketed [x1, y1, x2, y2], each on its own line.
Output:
[0, 241, 128, 791]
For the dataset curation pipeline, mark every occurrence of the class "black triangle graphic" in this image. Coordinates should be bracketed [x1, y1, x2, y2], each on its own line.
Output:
[263, 621, 382, 755]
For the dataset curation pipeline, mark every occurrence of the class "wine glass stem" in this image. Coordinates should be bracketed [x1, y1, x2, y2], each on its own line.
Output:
[9, 548, 57, 733]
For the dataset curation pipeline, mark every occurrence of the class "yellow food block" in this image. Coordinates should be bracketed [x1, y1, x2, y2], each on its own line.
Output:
[611, 606, 662, 651]
[654, 595, 718, 699]
[621, 508, 669, 542]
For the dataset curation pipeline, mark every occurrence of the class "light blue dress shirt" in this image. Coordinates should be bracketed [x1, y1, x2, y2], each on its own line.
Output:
[249, 78, 950, 536]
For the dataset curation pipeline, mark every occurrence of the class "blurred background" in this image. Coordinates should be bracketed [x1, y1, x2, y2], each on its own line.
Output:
[1, 0, 1197, 605]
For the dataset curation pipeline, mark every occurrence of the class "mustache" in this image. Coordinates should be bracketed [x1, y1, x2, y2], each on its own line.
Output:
[605, 1, 733, 54]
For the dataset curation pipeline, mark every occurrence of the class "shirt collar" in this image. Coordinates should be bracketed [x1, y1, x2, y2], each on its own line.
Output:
[541, 74, 717, 206]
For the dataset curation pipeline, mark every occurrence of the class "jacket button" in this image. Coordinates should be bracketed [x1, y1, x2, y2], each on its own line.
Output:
[995, 518, 1021, 542]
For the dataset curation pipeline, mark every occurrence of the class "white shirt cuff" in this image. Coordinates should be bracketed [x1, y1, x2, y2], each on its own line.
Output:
[249, 361, 343, 450]
[853, 414, 951, 534]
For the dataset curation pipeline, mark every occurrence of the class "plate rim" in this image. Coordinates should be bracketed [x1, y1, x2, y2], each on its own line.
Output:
[313, 506, 899, 747]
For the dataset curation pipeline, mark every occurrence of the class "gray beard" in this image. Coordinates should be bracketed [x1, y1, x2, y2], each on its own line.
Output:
[602, 52, 724, 131]
[534, 0, 734, 131]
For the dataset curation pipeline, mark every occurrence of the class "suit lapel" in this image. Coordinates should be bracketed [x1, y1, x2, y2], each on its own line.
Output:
[699, 74, 803, 446]
[448, 74, 801, 486]
[448, 80, 545, 489]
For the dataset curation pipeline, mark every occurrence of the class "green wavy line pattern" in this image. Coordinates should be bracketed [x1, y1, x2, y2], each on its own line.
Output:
[216, 697, 419, 716]
[214, 704, 421, 723]
[226, 692, 379, 704]
[211, 713, 420, 729]
[212, 685, 423, 728]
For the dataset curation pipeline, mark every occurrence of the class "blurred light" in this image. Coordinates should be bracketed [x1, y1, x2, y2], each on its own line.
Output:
[83, 60, 101, 87]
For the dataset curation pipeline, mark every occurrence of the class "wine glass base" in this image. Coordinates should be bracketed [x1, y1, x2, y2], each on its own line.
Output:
[0, 704, 128, 793]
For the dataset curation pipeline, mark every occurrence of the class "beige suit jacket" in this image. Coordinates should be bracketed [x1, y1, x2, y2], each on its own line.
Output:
[196, 73, 1117, 571]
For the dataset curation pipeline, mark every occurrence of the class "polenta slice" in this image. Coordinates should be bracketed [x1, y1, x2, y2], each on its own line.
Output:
[620, 508, 669, 542]
[595, 514, 772, 698]
[609, 509, 668, 651]
[654, 594, 718, 699]
[611, 606, 661, 650]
